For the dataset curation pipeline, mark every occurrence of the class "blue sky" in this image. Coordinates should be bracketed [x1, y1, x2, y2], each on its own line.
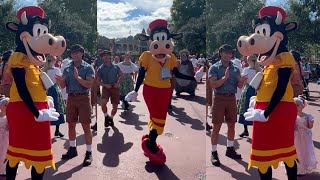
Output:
[20, 0, 284, 38]
[97, 0, 173, 38]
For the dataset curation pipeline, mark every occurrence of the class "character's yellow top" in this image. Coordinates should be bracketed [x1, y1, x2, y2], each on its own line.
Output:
[7, 52, 48, 102]
[139, 51, 177, 88]
[256, 52, 295, 102]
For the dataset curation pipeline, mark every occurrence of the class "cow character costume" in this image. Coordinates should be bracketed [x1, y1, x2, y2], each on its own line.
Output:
[5, 6, 66, 179]
[175, 49, 197, 96]
[237, 6, 298, 179]
[125, 19, 200, 165]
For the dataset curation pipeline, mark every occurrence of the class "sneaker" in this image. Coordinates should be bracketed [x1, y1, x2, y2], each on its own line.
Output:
[54, 131, 64, 138]
[91, 122, 97, 131]
[83, 151, 93, 167]
[226, 147, 242, 159]
[239, 131, 249, 138]
[61, 147, 78, 159]
[104, 116, 110, 128]
[108, 116, 114, 127]
[211, 151, 220, 166]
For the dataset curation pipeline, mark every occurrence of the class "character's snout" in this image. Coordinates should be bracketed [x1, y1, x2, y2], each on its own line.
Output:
[238, 33, 276, 56]
[48, 35, 66, 56]
[28, 33, 66, 56]
[149, 39, 174, 56]
[237, 36, 254, 56]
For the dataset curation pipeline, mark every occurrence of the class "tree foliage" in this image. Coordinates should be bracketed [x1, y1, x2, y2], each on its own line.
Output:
[0, 0, 17, 53]
[37, 0, 97, 55]
[286, 0, 320, 57]
[206, 0, 265, 56]
[170, 0, 206, 54]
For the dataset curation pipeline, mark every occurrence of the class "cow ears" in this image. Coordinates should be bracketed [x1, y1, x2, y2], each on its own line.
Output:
[285, 22, 297, 32]
[138, 34, 150, 41]
[171, 33, 183, 40]
[6, 22, 18, 32]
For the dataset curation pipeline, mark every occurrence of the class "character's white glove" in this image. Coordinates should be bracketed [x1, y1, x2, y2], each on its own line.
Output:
[194, 67, 205, 82]
[125, 91, 138, 102]
[47, 96, 54, 109]
[35, 109, 59, 122]
[249, 96, 256, 109]
[244, 108, 268, 122]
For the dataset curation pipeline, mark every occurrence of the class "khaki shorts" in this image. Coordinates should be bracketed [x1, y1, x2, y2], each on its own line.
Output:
[211, 94, 237, 124]
[66, 94, 92, 124]
[102, 87, 120, 104]
[292, 84, 304, 97]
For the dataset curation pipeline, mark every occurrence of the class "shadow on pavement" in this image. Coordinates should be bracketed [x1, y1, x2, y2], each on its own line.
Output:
[44, 164, 84, 180]
[298, 172, 320, 179]
[168, 106, 205, 131]
[97, 127, 133, 167]
[219, 159, 260, 180]
[175, 94, 206, 106]
[144, 162, 179, 180]
[313, 140, 320, 150]
[43, 159, 75, 179]
[119, 110, 148, 131]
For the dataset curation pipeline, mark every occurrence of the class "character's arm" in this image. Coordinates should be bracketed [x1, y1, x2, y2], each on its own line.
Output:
[264, 68, 291, 118]
[12, 68, 39, 117]
[134, 67, 146, 92]
[172, 67, 195, 80]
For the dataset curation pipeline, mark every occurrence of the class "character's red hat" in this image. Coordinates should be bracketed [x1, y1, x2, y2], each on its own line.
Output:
[17, 6, 45, 22]
[148, 19, 168, 34]
[259, 6, 286, 22]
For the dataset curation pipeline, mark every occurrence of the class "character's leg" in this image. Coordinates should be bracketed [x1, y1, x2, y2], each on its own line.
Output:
[284, 161, 297, 180]
[258, 167, 272, 180]
[31, 166, 45, 180]
[6, 162, 19, 180]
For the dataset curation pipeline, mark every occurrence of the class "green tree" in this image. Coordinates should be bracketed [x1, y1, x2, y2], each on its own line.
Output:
[0, 0, 17, 53]
[37, 0, 97, 55]
[286, 0, 320, 58]
[170, 0, 206, 54]
[206, 0, 265, 56]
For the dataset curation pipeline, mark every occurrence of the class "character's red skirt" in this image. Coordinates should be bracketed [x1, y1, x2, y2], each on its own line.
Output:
[5, 101, 54, 174]
[249, 101, 297, 174]
[143, 84, 171, 135]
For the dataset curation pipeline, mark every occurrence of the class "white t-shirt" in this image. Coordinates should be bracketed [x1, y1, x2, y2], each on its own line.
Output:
[47, 67, 62, 84]
[242, 67, 257, 84]
[118, 62, 138, 74]
[191, 58, 198, 67]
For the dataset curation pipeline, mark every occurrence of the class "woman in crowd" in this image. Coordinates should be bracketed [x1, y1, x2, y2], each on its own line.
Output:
[118, 52, 138, 110]
[43, 55, 66, 137]
[237, 55, 261, 137]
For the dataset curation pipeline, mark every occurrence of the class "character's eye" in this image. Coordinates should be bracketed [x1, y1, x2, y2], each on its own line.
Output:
[157, 36, 160, 41]
[261, 24, 271, 37]
[33, 24, 49, 37]
[162, 35, 165, 40]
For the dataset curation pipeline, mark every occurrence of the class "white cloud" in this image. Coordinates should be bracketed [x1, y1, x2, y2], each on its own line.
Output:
[97, 0, 173, 38]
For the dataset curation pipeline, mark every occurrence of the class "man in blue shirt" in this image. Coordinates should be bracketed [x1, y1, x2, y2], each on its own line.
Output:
[56, 44, 95, 166]
[208, 44, 248, 166]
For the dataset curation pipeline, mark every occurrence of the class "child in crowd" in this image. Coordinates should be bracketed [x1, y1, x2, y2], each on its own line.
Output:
[294, 95, 317, 175]
[0, 96, 9, 175]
